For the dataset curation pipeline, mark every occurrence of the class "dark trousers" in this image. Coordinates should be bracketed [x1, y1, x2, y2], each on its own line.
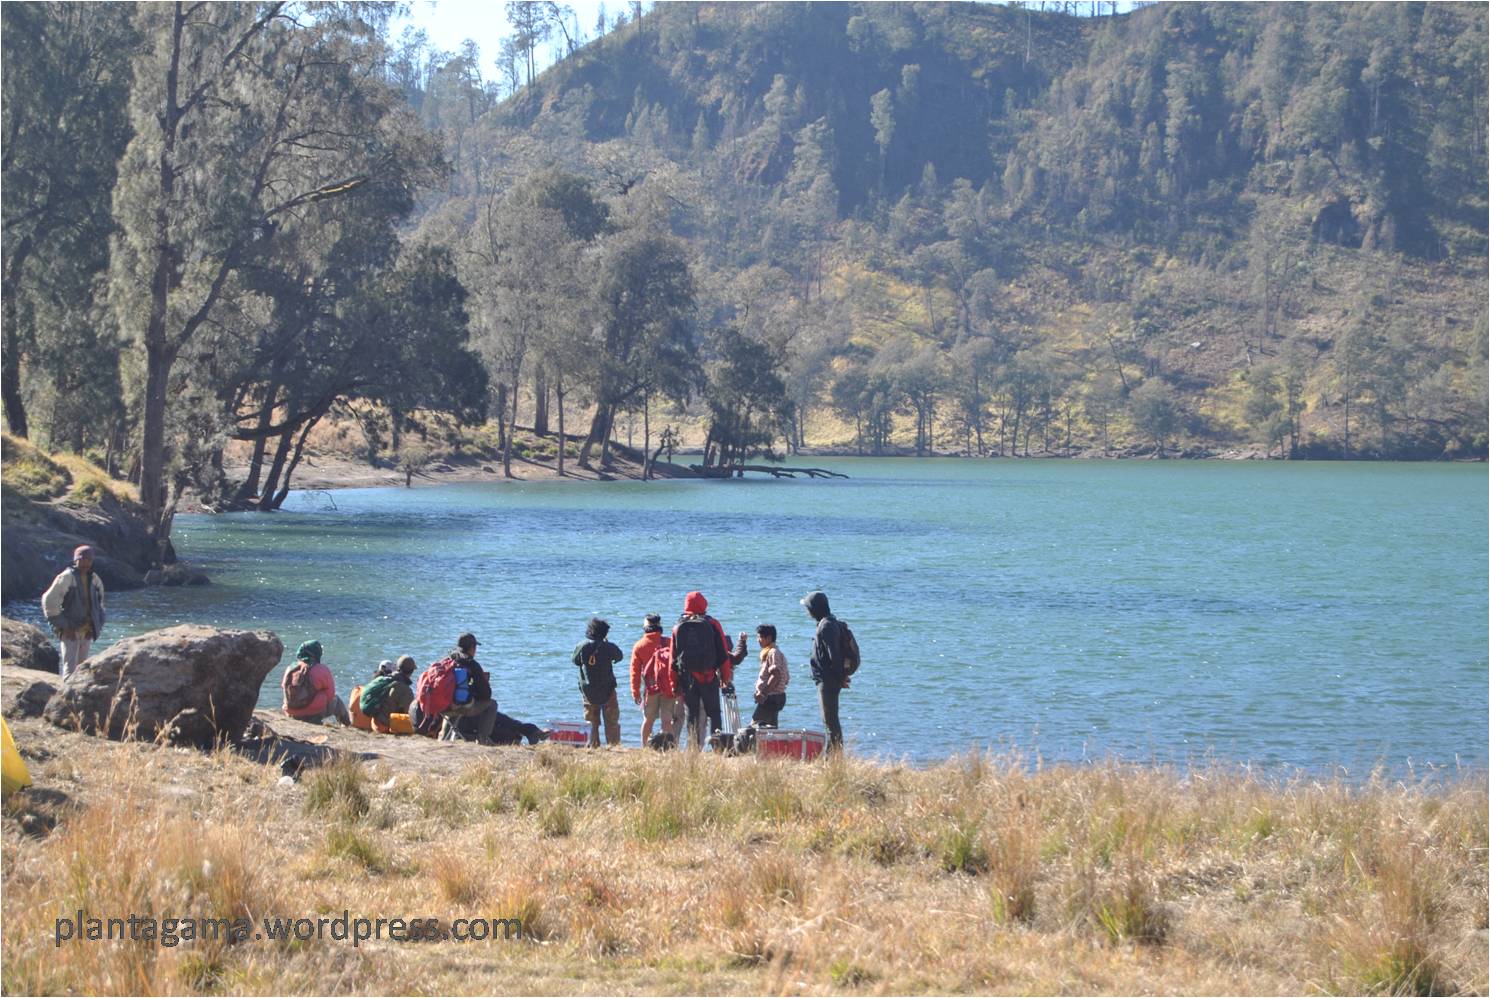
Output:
[752, 693, 786, 728]
[817, 678, 844, 749]
[684, 678, 723, 749]
[442, 699, 497, 742]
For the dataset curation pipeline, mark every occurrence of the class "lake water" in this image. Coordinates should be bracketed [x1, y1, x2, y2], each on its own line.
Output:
[13, 459, 1487, 776]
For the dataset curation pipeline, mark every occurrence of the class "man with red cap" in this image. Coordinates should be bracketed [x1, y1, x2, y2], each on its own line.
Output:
[670, 591, 747, 750]
[41, 545, 107, 678]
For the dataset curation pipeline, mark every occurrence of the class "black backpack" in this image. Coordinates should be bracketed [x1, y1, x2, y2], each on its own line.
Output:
[838, 620, 862, 677]
[673, 614, 722, 680]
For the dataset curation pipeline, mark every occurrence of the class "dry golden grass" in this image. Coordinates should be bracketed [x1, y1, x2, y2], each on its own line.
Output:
[0, 432, 139, 506]
[2, 723, 1485, 996]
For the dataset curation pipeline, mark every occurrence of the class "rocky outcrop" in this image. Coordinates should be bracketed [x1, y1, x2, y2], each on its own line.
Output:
[1, 617, 60, 673]
[0, 490, 166, 602]
[44, 625, 282, 747]
[143, 564, 210, 587]
[2, 665, 59, 720]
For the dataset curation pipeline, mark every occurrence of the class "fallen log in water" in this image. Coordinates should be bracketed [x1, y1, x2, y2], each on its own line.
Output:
[688, 464, 849, 479]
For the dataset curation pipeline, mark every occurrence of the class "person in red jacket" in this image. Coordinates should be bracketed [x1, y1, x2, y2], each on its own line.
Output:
[671, 591, 747, 751]
[631, 613, 683, 746]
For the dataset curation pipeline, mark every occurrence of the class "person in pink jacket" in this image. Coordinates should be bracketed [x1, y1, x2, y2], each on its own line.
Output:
[281, 639, 351, 725]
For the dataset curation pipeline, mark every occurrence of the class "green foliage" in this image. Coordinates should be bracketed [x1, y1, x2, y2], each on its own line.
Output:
[1094, 874, 1169, 946]
[1129, 380, 1181, 455]
[5, 0, 1486, 496]
[935, 821, 990, 876]
[702, 326, 792, 466]
[324, 826, 389, 874]
[303, 762, 370, 822]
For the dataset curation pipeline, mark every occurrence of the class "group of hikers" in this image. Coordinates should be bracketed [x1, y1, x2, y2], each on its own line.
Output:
[278, 590, 859, 752]
[35, 545, 857, 754]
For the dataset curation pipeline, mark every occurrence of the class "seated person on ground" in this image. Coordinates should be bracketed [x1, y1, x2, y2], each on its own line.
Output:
[281, 640, 351, 726]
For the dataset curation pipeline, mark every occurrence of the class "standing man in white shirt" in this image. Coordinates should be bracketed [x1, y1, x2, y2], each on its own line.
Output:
[41, 545, 107, 678]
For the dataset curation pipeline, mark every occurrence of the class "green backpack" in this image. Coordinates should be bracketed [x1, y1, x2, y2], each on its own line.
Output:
[359, 675, 398, 716]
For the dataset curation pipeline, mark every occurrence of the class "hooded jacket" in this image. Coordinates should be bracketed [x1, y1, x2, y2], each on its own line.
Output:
[672, 591, 746, 686]
[803, 591, 845, 685]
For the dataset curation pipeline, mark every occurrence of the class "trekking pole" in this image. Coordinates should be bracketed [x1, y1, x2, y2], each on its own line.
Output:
[722, 684, 740, 735]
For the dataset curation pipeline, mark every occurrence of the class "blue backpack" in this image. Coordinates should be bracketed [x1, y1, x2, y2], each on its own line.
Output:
[451, 666, 472, 705]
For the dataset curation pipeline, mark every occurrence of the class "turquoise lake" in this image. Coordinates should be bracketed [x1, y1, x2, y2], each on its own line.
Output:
[22, 459, 1489, 775]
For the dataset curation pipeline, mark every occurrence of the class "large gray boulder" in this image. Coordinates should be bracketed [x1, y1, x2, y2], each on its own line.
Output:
[2, 665, 59, 720]
[2, 617, 60, 673]
[44, 625, 282, 747]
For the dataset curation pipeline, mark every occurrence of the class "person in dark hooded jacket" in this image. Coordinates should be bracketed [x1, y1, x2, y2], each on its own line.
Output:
[801, 590, 847, 750]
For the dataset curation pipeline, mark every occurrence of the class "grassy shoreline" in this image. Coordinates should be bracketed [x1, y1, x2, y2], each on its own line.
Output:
[3, 716, 1485, 996]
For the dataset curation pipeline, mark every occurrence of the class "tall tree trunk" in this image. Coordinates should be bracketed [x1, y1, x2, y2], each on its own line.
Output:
[237, 432, 270, 504]
[2, 234, 35, 437]
[503, 377, 519, 478]
[578, 405, 609, 469]
[232, 381, 279, 505]
[257, 425, 295, 512]
[601, 405, 615, 468]
[494, 383, 508, 452]
[556, 381, 566, 477]
[1343, 394, 1351, 459]
[642, 392, 651, 480]
[269, 413, 322, 509]
[140, 343, 175, 542]
[533, 369, 549, 435]
[140, 3, 188, 551]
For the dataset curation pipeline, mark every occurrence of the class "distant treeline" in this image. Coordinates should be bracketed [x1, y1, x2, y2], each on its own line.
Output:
[3, 2, 1486, 547]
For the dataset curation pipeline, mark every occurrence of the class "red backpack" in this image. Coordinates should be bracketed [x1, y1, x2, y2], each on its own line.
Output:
[415, 657, 458, 723]
[642, 639, 675, 697]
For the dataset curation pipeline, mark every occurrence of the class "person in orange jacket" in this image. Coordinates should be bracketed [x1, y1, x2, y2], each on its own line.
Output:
[631, 613, 683, 746]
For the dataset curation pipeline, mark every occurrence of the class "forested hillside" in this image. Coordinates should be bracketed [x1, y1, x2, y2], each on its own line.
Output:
[409, 1, 1487, 462]
[3, 2, 1486, 550]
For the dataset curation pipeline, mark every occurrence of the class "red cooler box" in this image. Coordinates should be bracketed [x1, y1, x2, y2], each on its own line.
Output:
[546, 721, 589, 746]
[757, 728, 828, 761]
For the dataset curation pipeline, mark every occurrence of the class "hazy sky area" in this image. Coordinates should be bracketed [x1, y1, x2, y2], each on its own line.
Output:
[394, 0, 617, 71]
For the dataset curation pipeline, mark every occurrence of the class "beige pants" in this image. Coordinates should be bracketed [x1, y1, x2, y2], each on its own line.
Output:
[641, 693, 684, 744]
[59, 634, 93, 679]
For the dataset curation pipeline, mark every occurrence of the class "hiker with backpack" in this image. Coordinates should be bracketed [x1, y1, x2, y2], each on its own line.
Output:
[573, 618, 624, 748]
[671, 591, 748, 751]
[413, 633, 501, 743]
[752, 624, 790, 728]
[358, 656, 417, 731]
[280, 640, 352, 726]
[801, 591, 859, 752]
[631, 613, 683, 747]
